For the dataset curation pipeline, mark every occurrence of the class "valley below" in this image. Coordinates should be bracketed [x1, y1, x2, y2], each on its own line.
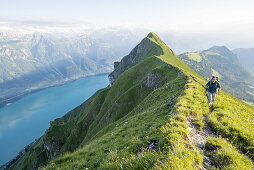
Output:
[0, 74, 109, 166]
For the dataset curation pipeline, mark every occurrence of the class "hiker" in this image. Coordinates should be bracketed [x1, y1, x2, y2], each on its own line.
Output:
[204, 76, 221, 107]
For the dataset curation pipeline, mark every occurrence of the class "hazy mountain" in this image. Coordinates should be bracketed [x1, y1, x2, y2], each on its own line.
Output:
[233, 47, 254, 74]
[0, 31, 142, 107]
[178, 46, 254, 103]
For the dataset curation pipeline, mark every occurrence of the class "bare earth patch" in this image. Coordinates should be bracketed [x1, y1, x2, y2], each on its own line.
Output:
[187, 115, 217, 169]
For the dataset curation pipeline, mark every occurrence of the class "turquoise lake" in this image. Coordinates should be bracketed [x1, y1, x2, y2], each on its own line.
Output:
[0, 74, 109, 166]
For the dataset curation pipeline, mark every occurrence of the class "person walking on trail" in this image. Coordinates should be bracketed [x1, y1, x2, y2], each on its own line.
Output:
[205, 76, 221, 107]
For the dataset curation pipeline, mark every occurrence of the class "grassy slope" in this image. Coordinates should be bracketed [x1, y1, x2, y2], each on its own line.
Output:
[178, 49, 254, 159]
[43, 32, 254, 169]
[9, 33, 187, 170]
[44, 33, 205, 169]
[13, 33, 254, 169]
[158, 35, 254, 168]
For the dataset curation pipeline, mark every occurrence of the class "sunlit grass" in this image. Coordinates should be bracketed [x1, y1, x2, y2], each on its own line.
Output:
[205, 137, 253, 169]
[44, 32, 254, 169]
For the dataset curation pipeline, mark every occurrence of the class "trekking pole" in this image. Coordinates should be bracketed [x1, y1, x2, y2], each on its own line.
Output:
[204, 89, 208, 99]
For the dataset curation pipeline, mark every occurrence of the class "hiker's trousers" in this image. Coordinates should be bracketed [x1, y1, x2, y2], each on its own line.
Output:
[208, 92, 216, 104]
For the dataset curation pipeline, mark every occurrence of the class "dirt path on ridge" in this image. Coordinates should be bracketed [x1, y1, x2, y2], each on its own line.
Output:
[187, 108, 217, 169]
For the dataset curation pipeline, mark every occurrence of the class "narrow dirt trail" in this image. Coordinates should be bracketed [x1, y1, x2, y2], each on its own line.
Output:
[187, 109, 217, 169]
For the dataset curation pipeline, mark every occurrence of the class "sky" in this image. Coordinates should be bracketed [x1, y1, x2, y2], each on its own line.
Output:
[0, 0, 254, 51]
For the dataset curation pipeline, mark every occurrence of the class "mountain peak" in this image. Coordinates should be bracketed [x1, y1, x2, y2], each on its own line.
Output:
[207, 45, 230, 53]
[147, 32, 165, 46]
[205, 45, 239, 62]
[147, 32, 158, 39]
[108, 32, 165, 86]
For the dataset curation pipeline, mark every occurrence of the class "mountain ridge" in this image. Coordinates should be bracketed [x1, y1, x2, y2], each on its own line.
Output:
[4, 32, 254, 170]
[108, 33, 163, 86]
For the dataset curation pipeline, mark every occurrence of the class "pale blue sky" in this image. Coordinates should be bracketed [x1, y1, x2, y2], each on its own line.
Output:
[1, 0, 254, 32]
[1, 0, 254, 50]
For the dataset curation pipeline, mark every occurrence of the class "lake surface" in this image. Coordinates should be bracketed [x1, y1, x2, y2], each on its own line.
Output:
[0, 74, 109, 166]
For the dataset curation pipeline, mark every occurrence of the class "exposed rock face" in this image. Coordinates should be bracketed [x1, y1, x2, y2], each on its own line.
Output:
[108, 33, 163, 86]
[43, 138, 59, 162]
[144, 72, 162, 89]
[178, 71, 183, 77]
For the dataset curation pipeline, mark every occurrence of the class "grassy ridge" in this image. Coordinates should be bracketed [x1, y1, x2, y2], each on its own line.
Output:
[43, 33, 207, 169]
[46, 61, 253, 169]
[43, 32, 253, 169]
[7, 32, 168, 169]
[80, 57, 170, 144]
[10, 32, 254, 169]
[165, 75, 253, 169]
[45, 55, 190, 169]
[159, 36, 254, 164]
[43, 34, 205, 169]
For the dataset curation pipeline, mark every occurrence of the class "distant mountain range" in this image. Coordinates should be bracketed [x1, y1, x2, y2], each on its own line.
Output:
[233, 47, 254, 74]
[178, 46, 254, 103]
[0, 31, 142, 107]
[1, 30, 253, 107]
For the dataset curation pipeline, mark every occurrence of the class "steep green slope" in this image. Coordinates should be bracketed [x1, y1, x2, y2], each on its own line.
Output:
[6, 33, 254, 170]
[44, 33, 253, 169]
[5, 32, 185, 169]
[178, 46, 254, 104]
[43, 33, 204, 169]
[45, 62, 253, 169]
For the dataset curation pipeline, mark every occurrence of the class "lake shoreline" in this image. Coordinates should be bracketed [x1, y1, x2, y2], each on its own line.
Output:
[0, 73, 110, 167]
[0, 72, 110, 109]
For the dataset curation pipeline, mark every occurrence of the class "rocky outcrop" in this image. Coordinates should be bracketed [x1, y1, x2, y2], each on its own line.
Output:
[144, 72, 162, 89]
